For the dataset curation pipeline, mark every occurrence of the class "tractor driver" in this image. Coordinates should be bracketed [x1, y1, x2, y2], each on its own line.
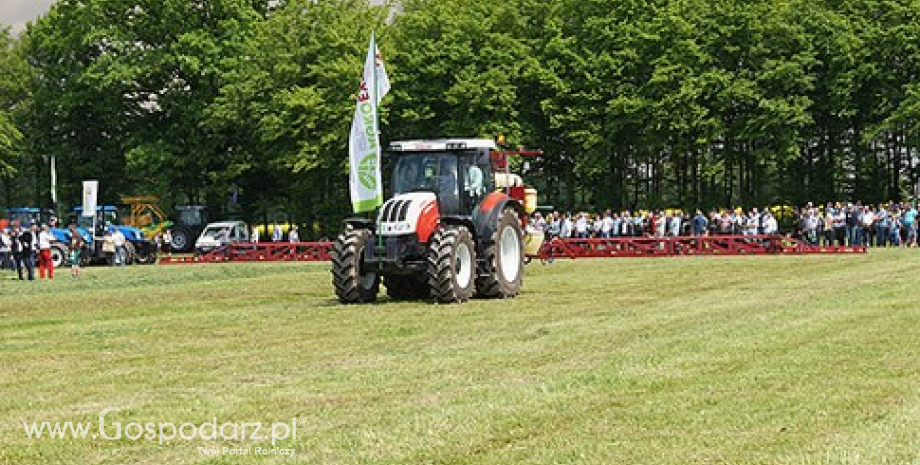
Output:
[465, 164, 484, 197]
[396, 159, 424, 193]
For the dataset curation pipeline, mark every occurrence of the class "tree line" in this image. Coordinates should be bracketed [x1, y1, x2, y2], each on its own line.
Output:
[0, 0, 918, 238]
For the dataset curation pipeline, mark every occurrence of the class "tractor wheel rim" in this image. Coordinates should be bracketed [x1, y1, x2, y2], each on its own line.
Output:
[455, 242, 472, 289]
[499, 226, 520, 282]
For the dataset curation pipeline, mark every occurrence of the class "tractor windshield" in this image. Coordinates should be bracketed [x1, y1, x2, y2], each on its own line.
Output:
[392, 153, 460, 213]
[391, 150, 492, 215]
[76, 210, 118, 234]
[392, 153, 449, 194]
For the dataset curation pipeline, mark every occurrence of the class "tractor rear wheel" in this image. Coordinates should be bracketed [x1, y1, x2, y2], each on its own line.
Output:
[384, 274, 429, 300]
[427, 226, 476, 303]
[170, 226, 194, 253]
[50, 244, 69, 268]
[476, 209, 524, 298]
[332, 229, 379, 304]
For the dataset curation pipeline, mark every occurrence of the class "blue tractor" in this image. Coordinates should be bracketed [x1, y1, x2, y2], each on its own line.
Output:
[73, 206, 158, 265]
[4, 207, 85, 268]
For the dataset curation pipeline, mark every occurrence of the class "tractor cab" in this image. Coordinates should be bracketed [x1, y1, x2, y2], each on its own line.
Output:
[74, 206, 118, 237]
[388, 139, 495, 217]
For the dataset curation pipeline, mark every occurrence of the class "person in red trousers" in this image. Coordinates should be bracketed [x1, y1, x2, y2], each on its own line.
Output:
[37, 224, 55, 279]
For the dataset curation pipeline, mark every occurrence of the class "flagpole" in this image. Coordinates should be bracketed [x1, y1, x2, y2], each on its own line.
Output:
[371, 31, 378, 223]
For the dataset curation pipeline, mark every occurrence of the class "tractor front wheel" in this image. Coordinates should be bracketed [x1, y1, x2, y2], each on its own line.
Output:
[332, 229, 379, 304]
[50, 244, 69, 268]
[135, 242, 157, 264]
[427, 226, 476, 303]
[476, 209, 524, 298]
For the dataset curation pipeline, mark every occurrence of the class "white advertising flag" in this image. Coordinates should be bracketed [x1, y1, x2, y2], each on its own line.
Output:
[348, 32, 390, 213]
[82, 180, 98, 217]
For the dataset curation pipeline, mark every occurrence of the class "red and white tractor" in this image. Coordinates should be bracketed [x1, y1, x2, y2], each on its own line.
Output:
[332, 138, 540, 303]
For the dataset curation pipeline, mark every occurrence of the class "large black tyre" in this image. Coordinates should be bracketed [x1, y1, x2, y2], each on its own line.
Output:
[384, 274, 429, 300]
[427, 227, 476, 303]
[332, 229, 379, 304]
[476, 209, 524, 298]
[50, 244, 70, 268]
[170, 226, 194, 253]
[134, 242, 157, 264]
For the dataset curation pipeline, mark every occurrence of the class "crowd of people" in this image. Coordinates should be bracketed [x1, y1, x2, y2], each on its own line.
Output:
[0, 219, 134, 281]
[528, 201, 920, 247]
[0, 221, 76, 281]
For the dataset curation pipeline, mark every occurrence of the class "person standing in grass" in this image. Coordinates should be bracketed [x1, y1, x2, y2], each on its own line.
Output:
[691, 210, 708, 236]
[69, 224, 84, 278]
[251, 225, 260, 243]
[904, 204, 918, 247]
[111, 227, 127, 266]
[288, 225, 300, 243]
[15, 223, 35, 280]
[876, 205, 890, 247]
[822, 207, 835, 246]
[889, 213, 902, 246]
[162, 228, 172, 257]
[37, 224, 55, 279]
[762, 212, 779, 236]
[861, 206, 876, 247]
[0, 227, 10, 271]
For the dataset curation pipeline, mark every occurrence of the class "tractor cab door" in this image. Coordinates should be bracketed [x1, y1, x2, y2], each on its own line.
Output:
[458, 149, 493, 214]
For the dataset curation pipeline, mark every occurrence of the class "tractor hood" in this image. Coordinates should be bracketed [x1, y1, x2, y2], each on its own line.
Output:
[376, 192, 439, 241]
[115, 226, 146, 241]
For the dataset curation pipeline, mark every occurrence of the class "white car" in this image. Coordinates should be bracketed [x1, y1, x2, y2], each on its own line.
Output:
[195, 221, 249, 254]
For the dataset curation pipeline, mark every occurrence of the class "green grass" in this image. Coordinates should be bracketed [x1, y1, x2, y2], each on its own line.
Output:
[1, 250, 919, 464]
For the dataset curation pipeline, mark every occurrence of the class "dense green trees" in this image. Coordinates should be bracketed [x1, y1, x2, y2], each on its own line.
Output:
[1, 0, 919, 236]
[0, 27, 28, 195]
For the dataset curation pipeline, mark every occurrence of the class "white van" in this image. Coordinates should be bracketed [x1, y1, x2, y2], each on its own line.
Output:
[195, 221, 249, 254]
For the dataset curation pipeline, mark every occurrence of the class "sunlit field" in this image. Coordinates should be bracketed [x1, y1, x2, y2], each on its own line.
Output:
[2, 249, 919, 464]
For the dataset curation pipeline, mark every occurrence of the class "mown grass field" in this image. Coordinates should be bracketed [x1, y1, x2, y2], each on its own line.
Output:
[1, 249, 919, 465]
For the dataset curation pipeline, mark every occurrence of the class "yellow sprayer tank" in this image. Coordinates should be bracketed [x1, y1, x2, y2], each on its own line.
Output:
[524, 188, 538, 214]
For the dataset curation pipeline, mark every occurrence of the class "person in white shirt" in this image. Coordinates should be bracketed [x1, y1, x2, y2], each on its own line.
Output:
[112, 228, 127, 266]
[531, 212, 546, 233]
[655, 213, 667, 238]
[762, 213, 778, 235]
[251, 225, 260, 243]
[861, 207, 875, 246]
[670, 211, 682, 237]
[0, 227, 11, 271]
[601, 211, 614, 238]
[574, 214, 589, 239]
[560, 214, 573, 239]
[288, 226, 300, 243]
[37, 224, 56, 279]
